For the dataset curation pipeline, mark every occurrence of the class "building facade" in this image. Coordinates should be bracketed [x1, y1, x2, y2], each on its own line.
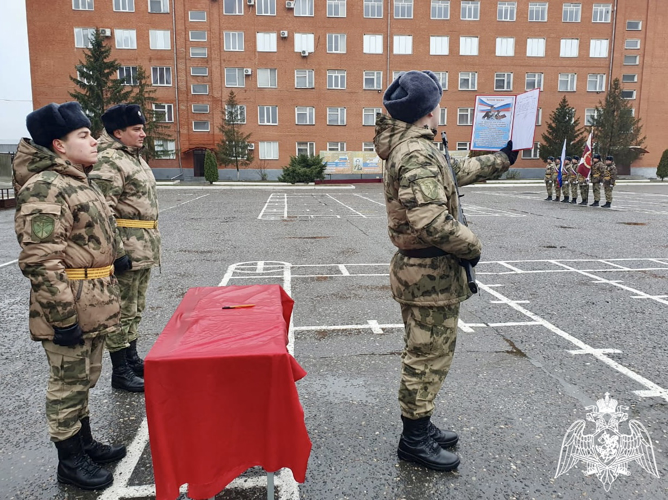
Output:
[26, 0, 667, 178]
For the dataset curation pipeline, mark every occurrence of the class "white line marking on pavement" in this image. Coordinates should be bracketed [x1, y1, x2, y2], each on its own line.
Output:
[631, 295, 668, 299]
[498, 262, 525, 273]
[458, 319, 475, 333]
[490, 300, 530, 304]
[367, 320, 384, 334]
[326, 193, 367, 218]
[161, 194, 210, 212]
[600, 260, 631, 270]
[338, 264, 350, 276]
[0, 259, 18, 269]
[486, 321, 541, 327]
[293, 323, 404, 332]
[353, 193, 385, 206]
[568, 348, 623, 355]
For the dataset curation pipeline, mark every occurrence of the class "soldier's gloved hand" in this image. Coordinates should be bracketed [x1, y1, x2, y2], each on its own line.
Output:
[461, 255, 480, 268]
[113, 255, 132, 275]
[53, 323, 85, 347]
[499, 140, 518, 166]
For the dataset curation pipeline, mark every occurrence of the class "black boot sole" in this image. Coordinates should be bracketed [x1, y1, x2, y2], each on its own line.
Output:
[57, 473, 113, 490]
[397, 448, 460, 472]
[87, 449, 127, 464]
[111, 380, 145, 393]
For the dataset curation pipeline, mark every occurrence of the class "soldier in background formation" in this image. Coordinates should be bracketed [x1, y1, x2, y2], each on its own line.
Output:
[577, 159, 589, 205]
[589, 154, 603, 206]
[560, 157, 572, 203]
[601, 155, 617, 208]
[547, 153, 617, 209]
[544, 156, 555, 200]
[569, 155, 580, 204]
[552, 157, 562, 202]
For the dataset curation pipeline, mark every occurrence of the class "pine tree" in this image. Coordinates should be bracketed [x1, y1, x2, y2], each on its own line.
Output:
[69, 29, 132, 137]
[590, 78, 646, 168]
[204, 150, 219, 184]
[539, 96, 586, 160]
[216, 91, 253, 181]
[657, 149, 668, 181]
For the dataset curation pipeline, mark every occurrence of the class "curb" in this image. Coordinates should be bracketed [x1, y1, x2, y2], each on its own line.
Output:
[157, 183, 356, 190]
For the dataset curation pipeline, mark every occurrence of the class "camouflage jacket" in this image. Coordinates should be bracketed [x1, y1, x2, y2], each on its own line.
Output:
[591, 161, 603, 181]
[545, 162, 555, 181]
[13, 139, 122, 341]
[374, 114, 510, 306]
[602, 163, 618, 184]
[552, 165, 561, 182]
[90, 131, 161, 269]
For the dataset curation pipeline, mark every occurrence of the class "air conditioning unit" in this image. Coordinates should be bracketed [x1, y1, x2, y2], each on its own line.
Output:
[243, 68, 252, 75]
[99, 28, 112, 37]
[300, 50, 309, 57]
[247, 0, 255, 5]
[280, 30, 289, 38]
[286, 1, 295, 9]
[247, 143, 255, 150]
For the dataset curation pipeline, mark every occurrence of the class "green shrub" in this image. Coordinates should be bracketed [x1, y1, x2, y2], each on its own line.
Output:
[657, 149, 668, 181]
[204, 150, 219, 184]
[278, 154, 326, 184]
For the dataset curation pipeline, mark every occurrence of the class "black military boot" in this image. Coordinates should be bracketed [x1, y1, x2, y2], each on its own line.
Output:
[561, 196, 570, 203]
[579, 199, 588, 205]
[110, 350, 144, 392]
[553, 197, 561, 202]
[590, 201, 599, 207]
[428, 420, 459, 448]
[80, 417, 126, 464]
[126, 339, 144, 377]
[571, 198, 578, 204]
[545, 195, 552, 201]
[397, 416, 460, 471]
[55, 431, 113, 490]
[601, 202, 612, 208]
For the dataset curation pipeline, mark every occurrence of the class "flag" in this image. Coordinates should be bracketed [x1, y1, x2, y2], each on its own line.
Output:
[577, 132, 593, 178]
[558, 138, 567, 187]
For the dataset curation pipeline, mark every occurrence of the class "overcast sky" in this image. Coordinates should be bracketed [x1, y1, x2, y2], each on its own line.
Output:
[0, 0, 32, 143]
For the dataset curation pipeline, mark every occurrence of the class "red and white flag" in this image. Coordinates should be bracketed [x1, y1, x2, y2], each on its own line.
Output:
[577, 132, 593, 178]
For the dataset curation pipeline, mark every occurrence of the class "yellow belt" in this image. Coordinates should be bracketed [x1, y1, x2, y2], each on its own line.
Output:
[65, 264, 114, 280]
[116, 218, 158, 229]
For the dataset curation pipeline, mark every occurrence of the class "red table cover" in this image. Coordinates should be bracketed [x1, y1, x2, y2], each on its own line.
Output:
[145, 285, 311, 500]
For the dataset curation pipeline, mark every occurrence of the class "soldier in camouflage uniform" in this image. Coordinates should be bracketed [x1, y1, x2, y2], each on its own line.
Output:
[601, 155, 617, 208]
[375, 71, 514, 472]
[544, 156, 555, 200]
[560, 157, 572, 203]
[569, 155, 579, 204]
[14, 102, 131, 490]
[90, 104, 161, 392]
[589, 154, 603, 206]
[552, 158, 562, 201]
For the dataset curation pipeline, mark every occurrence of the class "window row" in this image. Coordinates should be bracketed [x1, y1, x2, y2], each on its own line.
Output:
[73, 0, 169, 13]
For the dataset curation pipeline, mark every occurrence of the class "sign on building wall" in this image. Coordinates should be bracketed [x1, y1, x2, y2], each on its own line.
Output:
[320, 152, 383, 174]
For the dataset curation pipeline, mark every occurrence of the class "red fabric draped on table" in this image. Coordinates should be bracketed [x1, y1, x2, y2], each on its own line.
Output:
[145, 285, 311, 500]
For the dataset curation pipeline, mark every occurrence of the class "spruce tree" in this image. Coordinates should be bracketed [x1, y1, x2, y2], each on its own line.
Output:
[657, 149, 668, 181]
[590, 78, 646, 168]
[216, 91, 253, 181]
[69, 29, 132, 137]
[204, 150, 219, 184]
[539, 96, 586, 160]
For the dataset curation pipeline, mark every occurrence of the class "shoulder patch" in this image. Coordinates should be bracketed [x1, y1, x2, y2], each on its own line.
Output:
[31, 214, 56, 241]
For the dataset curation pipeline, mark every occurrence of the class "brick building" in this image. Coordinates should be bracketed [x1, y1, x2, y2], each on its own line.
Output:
[25, 0, 667, 179]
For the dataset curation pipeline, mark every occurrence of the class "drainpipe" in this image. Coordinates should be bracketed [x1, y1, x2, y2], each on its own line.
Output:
[171, 0, 183, 178]
[608, 0, 619, 90]
[386, 0, 391, 87]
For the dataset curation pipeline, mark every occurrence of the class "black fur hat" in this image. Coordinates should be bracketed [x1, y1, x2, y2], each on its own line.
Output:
[593, 153, 602, 160]
[606, 155, 614, 161]
[573, 155, 580, 161]
[547, 156, 555, 161]
[26, 102, 91, 148]
[565, 156, 572, 161]
[102, 104, 146, 135]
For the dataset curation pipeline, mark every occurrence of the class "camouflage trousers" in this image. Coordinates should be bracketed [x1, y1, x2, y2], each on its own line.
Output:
[545, 180, 553, 197]
[106, 268, 152, 353]
[553, 180, 561, 198]
[592, 181, 601, 202]
[43, 336, 105, 442]
[399, 303, 460, 419]
[570, 181, 578, 200]
[579, 182, 589, 202]
[604, 183, 614, 202]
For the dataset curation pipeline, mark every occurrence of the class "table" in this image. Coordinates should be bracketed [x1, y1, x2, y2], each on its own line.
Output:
[144, 285, 312, 500]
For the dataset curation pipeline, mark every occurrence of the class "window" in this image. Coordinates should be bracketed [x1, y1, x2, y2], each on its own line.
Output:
[191, 84, 209, 94]
[118, 66, 138, 85]
[394, 0, 413, 19]
[560, 39, 579, 57]
[364, 71, 382, 90]
[295, 107, 315, 125]
[525, 73, 543, 91]
[327, 70, 347, 89]
[297, 142, 316, 156]
[592, 4, 611, 23]
[624, 55, 639, 65]
[225, 68, 245, 87]
[150, 30, 171, 50]
[456, 142, 470, 151]
[259, 106, 278, 125]
[439, 108, 447, 126]
[496, 37, 515, 56]
[431, 0, 450, 19]
[73, 0, 93, 10]
[151, 66, 172, 86]
[294, 0, 314, 16]
[224, 32, 244, 51]
[190, 47, 208, 58]
[528, 2, 547, 21]
[114, 29, 136, 49]
[327, 107, 346, 126]
[521, 142, 540, 159]
[257, 32, 277, 52]
[536, 108, 542, 125]
[459, 72, 477, 90]
[621, 90, 636, 99]
[364, 0, 383, 18]
[495, 73, 513, 91]
[226, 105, 246, 123]
[190, 31, 207, 42]
[433, 72, 448, 90]
[362, 142, 375, 152]
[192, 104, 210, 113]
[154, 140, 175, 159]
[461, 1, 480, 20]
[625, 39, 640, 50]
[260, 142, 279, 159]
[295, 69, 315, 88]
[114, 0, 134, 12]
[590, 39, 609, 58]
[189, 11, 206, 21]
[328, 0, 346, 17]
[392, 71, 402, 81]
[498, 2, 516, 21]
[622, 74, 637, 83]
[74, 28, 95, 48]
[328, 34, 347, 53]
[526, 38, 546, 57]
[294, 33, 315, 53]
[153, 103, 173, 122]
[257, 68, 277, 88]
[430, 36, 449, 55]
[363, 108, 381, 126]
[460, 36, 479, 56]
[393, 35, 413, 54]
[364, 35, 383, 54]
[149, 0, 169, 13]
[562, 3, 581, 22]
[224, 0, 243, 15]
[328, 142, 346, 151]
[585, 108, 599, 126]
[558, 73, 576, 91]
[193, 121, 210, 132]
[257, 0, 276, 15]
[626, 20, 642, 31]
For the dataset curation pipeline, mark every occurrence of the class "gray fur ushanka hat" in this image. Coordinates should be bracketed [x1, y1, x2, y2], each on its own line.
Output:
[383, 70, 443, 124]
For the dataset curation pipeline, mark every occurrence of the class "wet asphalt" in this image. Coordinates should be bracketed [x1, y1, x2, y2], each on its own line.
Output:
[0, 182, 667, 500]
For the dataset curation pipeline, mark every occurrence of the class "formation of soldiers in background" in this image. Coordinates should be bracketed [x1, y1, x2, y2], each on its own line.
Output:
[544, 154, 618, 208]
